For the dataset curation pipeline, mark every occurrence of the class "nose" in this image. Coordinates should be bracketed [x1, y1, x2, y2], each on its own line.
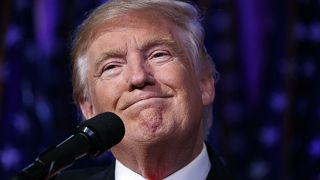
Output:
[126, 57, 155, 90]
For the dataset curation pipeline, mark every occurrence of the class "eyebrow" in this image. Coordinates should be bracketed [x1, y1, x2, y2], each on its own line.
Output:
[94, 48, 126, 72]
[139, 37, 179, 52]
[94, 37, 180, 72]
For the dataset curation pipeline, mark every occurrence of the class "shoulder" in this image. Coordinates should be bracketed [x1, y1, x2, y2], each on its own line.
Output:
[206, 143, 232, 180]
[53, 162, 115, 180]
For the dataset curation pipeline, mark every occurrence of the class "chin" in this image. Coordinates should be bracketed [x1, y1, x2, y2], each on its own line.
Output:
[124, 125, 172, 144]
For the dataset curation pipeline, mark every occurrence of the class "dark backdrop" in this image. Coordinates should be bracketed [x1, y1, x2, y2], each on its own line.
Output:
[0, 0, 319, 179]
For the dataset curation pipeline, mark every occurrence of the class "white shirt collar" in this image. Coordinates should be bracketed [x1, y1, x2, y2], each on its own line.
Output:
[115, 143, 211, 180]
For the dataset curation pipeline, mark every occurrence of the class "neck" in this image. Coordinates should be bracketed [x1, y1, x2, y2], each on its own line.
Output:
[112, 136, 203, 180]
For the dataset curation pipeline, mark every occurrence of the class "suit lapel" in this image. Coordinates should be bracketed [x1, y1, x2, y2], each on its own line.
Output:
[99, 161, 115, 180]
[206, 144, 231, 180]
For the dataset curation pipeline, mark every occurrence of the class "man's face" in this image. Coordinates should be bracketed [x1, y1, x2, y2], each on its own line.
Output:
[80, 11, 214, 146]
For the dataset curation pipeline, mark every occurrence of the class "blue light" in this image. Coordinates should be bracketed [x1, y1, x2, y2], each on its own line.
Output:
[309, 22, 320, 42]
[5, 25, 22, 48]
[303, 61, 316, 78]
[0, 146, 21, 171]
[13, 113, 30, 135]
[35, 96, 53, 127]
[21, 80, 34, 106]
[249, 160, 269, 179]
[309, 137, 320, 159]
[269, 92, 287, 113]
[259, 126, 280, 147]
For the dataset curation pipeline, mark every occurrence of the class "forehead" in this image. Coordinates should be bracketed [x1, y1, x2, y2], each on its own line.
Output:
[90, 10, 182, 47]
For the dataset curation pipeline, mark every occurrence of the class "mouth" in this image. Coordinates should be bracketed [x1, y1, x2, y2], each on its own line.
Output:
[120, 93, 173, 110]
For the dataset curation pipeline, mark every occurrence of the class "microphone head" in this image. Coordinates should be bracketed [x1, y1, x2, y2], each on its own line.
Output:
[78, 112, 125, 156]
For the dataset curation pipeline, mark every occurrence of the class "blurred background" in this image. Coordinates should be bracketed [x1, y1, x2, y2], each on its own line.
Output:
[0, 0, 319, 179]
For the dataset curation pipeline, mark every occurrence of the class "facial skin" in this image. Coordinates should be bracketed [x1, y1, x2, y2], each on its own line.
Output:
[79, 10, 215, 179]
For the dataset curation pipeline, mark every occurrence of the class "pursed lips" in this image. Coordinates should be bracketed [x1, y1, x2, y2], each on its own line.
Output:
[120, 92, 173, 110]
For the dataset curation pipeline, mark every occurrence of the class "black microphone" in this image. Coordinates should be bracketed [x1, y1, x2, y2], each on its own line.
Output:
[12, 112, 125, 180]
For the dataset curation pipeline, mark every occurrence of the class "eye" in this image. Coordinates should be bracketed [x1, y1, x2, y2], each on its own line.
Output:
[153, 52, 167, 58]
[149, 50, 172, 64]
[103, 64, 118, 71]
[98, 62, 123, 79]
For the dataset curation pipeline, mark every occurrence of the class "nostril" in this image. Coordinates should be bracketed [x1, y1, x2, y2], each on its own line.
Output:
[130, 81, 153, 90]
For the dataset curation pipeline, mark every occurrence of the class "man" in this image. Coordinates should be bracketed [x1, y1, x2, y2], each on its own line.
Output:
[57, 0, 229, 179]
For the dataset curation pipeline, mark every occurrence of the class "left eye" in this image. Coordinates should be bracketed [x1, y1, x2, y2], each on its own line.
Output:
[148, 50, 172, 64]
[153, 52, 167, 58]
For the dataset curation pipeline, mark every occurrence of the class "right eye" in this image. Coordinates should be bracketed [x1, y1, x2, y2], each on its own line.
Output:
[99, 62, 123, 78]
[103, 64, 118, 71]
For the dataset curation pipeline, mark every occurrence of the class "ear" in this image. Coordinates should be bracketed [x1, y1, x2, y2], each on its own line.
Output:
[200, 74, 215, 106]
[79, 98, 94, 120]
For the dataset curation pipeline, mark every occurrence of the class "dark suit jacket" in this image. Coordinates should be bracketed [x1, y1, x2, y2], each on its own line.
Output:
[55, 145, 230, 180]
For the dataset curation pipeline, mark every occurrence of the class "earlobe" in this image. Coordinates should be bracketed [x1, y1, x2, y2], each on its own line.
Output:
[79, 98, 94, 120]
[200, 75, 215, 106]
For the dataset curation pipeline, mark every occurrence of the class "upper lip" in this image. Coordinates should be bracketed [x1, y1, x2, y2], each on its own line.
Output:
[120, 92, 173, 110]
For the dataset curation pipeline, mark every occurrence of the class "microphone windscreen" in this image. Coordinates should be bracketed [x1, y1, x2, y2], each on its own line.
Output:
[79, 112, 125, 153]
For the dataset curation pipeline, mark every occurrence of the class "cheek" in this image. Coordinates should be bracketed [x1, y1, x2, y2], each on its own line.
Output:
[156, 63, 202, 107]
[90, 79, 122, 112]
[162, 65, 200, 94]
[155, 62, 189, 86]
